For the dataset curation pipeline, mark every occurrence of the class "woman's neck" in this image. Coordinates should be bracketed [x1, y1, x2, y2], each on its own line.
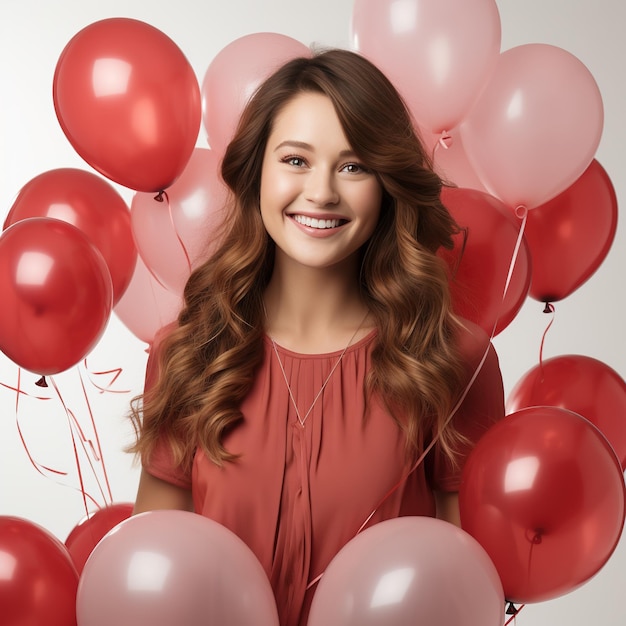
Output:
[263, 257, 373, 354]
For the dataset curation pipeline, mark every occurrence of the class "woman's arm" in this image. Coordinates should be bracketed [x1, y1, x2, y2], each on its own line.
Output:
[133, 468, 194, 515]
[434, 490, 461, 527]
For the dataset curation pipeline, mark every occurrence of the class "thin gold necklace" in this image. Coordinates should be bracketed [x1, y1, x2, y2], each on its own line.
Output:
[269, 313, 369, 428]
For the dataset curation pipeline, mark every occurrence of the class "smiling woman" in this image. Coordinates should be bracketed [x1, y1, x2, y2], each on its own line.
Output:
[129, 49, 505, 626]
[260, 92, 382, 274]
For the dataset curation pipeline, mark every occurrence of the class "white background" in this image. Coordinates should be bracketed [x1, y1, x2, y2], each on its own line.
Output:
[1, 1, 624, 624]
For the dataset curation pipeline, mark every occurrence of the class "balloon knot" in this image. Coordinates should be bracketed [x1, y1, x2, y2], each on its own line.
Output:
[153, 190, 167, 202]
[543, 302, 554, 314]
[506, 602, 520, 615]
[438, 131, 453, 150]
[35, 376, 48, 388]
[514, 205, 528, 219]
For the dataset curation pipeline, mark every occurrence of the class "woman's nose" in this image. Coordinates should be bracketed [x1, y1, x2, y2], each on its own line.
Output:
[304, 168, 340, 206]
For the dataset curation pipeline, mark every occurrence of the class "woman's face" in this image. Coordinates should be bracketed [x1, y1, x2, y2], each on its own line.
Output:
[259, 92, 382, 273]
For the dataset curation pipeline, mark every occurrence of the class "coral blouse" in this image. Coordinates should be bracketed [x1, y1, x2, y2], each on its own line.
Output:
[145, 324, 504, 626]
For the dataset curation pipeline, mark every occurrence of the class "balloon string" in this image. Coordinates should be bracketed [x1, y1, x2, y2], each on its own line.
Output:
[538, 302, 556, 375]
[77, 367, 113, 503]
[48, 375, 110, 513]
[165, 191, 193, 276]
[142, 190, 193, 291]
[499, 206, 528, 331]
[525, 528, 542, 592]
[307, 204, 529, 590]
[11, 367, 65, 477]
[82, 358, 130, 394]
[7, 366, 113, 510]
[431, 130, 453, 159]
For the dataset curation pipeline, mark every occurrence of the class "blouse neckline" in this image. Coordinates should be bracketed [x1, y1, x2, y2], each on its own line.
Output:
[263, 328, 378, 359]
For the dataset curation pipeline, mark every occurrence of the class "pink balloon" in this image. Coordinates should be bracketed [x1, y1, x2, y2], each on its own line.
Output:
[113, 254, 182, 344]
[76, 510, 279, 626]
[433, 129, 488, 192]
[131, 148, 228, 295]
[461, 43, 603, 209]
[308, 517, 504, 626]
[351, 0, 501, 133]
[202, 33, 311, 155]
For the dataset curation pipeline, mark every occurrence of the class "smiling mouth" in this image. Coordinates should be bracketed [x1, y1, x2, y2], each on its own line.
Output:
[291, 214, 348, 229]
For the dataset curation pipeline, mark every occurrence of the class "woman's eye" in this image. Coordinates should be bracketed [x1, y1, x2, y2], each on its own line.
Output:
[341, 162, 367, 174]
[283, 156, 306, 167]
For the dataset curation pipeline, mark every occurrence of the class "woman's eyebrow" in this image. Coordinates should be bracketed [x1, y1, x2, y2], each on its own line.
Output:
[273, 140, 357, 158]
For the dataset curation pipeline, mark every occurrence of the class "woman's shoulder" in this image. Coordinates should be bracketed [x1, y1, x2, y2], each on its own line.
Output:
[145, 321, 179, 389]
[453, 318, 497, 371]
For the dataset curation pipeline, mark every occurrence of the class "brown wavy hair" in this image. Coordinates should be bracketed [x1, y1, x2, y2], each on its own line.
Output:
[129, 48, 465, 472]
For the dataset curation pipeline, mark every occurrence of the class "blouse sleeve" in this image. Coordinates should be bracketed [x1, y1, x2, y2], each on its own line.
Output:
[142, 324, 192, 490]
[427, 321, 505, 492]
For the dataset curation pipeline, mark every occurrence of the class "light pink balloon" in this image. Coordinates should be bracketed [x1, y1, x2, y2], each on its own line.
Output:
[307, 517, 504, 626]
[131, 148, 228, 295]
[77, 510, 279, 626]
[460, 43, 603, 209]
[202, 33, 311, 155]
[351, 0, 501, 133]
[433, 129, 488, 192]
[113, 254, 182, 344]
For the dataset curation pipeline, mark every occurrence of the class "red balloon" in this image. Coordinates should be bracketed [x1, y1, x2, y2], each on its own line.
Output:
[440, 187, 531, 335]
[0, 217, 113, 375]
[65, 503, 133, 574]
[524, 159, 617, 302]
[4, 168, 137, 304]
[0, 516, 79, 626]
[507, 354, 626, 470]
[460, 406, 625, 604]
[53, 18, 201, 192]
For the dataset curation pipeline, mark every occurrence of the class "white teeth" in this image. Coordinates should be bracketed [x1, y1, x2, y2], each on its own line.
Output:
[293, 215, 342, 229]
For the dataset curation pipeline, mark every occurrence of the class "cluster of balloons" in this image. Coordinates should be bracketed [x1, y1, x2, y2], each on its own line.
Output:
[1, 0, 616, 369]
[0, 19, 319, 370]
[0, 507, 281, 626]
[352, 0, 614, 330]
[350, 6, 625, 613]
[2, 1, 624, 624]
[0, 507, 506, 626]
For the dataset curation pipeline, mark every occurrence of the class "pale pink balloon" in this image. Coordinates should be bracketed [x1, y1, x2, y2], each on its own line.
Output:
[433, 129, 488, 192]
[460, 43, 603, 209]
[131, 148, 228, 295]
[77, 510, 279, 626]
[113, 254, 182, 344]
[202, 33, 311, 155]
[351, 0, 501, 134]
[308, 516, 504, 626]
